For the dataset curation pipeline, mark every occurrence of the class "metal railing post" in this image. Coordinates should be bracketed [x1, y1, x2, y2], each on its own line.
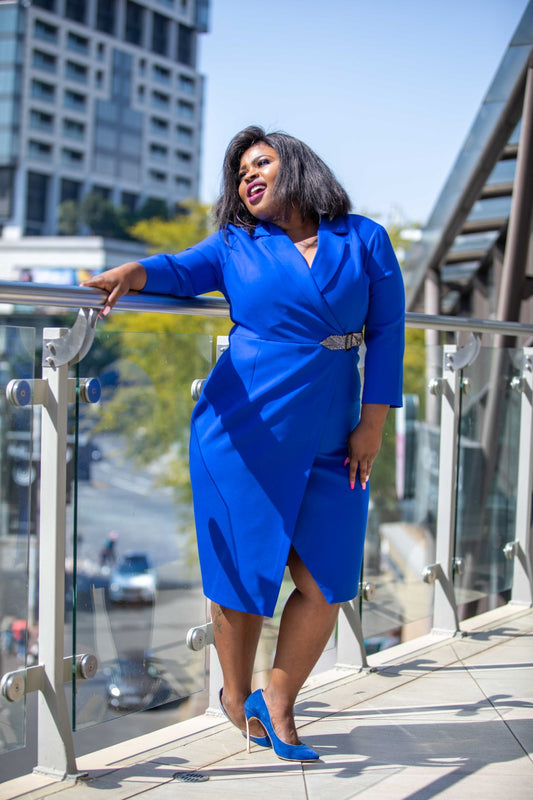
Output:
[35, 328, 78, 779]
[429, 344, 462, 634]
[505, 347, 533, 606]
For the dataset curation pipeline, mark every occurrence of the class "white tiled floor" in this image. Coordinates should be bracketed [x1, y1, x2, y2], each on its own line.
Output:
[1, 605, 532, 800]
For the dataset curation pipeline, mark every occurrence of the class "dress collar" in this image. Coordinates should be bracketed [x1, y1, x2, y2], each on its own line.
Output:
[251, 215, 349, 239]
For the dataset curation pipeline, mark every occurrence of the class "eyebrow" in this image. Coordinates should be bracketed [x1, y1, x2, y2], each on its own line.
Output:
[238, 153, 270, 173]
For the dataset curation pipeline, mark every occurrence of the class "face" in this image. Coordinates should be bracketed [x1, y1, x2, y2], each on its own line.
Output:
[237, 143, 281, 222]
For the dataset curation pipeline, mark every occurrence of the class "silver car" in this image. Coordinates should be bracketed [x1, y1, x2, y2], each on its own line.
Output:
[108, 552, 157, 604]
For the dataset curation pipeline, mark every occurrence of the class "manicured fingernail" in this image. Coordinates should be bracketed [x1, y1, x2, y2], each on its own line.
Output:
[362, 481, 367, 490]
[350, 480, 355, 490]
[344, 457, 349, 467]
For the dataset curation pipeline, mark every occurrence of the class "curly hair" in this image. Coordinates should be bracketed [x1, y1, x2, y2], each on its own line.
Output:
[214, 125, 351, 230]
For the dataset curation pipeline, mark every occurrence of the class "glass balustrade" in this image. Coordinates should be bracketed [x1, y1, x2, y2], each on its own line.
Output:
[67, 323, 213, 728]
[360, 337, 438, 653]
[453, 347, 520, 617]
[0, 323, 35, 755]
[0, 290, 531, 777]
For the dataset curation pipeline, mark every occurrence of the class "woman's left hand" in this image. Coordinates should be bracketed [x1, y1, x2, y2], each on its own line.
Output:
[345, 404, 390, 490]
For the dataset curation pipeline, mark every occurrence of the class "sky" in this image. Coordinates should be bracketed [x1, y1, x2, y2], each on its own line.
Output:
[197, 0, 530, 226]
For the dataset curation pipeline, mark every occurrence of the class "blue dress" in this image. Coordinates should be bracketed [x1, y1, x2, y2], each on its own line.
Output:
[140, 214, 405, 616]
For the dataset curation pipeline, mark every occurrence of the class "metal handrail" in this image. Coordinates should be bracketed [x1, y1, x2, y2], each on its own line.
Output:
[2, 280, 533, 336]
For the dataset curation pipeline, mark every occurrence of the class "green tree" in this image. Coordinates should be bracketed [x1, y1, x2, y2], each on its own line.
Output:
[80, 192, 129, 238]
[89, 202, 230, 503]
[57, 200, 79, 235]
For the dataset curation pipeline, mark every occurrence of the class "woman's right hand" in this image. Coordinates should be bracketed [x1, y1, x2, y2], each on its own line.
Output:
[81, 261, 147, 317]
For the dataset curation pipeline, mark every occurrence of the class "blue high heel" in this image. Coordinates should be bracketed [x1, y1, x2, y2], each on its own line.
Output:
[244, 689, 319, 762]
[219, 689, 271, 748]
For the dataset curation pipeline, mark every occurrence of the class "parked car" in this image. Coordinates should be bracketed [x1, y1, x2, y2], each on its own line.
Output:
[108, 552, 157, 605]
[105, 650, 186, 712]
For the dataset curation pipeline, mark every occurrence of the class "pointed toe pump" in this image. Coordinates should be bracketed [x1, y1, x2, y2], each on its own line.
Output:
[219, 689, 271, 748]
[244, 689, 319, 762]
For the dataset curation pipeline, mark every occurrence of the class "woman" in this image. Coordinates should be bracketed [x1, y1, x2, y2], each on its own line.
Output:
[83, 125, 405, 762]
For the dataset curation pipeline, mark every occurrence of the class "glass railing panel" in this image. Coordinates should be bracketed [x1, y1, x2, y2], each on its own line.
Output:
[0, 323, 35, 754]
[453, 347, 520, 617]
[361, 339, 439, 653]
[69, 325, 213, 729]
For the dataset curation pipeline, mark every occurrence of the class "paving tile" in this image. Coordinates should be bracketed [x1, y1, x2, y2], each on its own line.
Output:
[351, 765, 533, 800]
[307, 714, 530, 773]
[303, 760, 403, 800]
[144, 762, 307, 799]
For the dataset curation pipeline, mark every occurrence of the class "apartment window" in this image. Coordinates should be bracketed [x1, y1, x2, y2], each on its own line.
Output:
[67, 31, 89, 55]
[152, 89, 170, 109]
[26, 172, 49, 224]
[150, 116, 169, 135]
[178, 74, 195, 94]
[60, 178, 81, 203]
[195, 0, 209, 33]
[176, 176, 192, 191]
[32, 49, 57, 73]
[28, 139, 52, 159]
[149, 169, 166, 183]
[62, 118, 85, 139]
[177, 23, 195, 67]
[176, 149, 191, 164]
[153, 64, 171, 84]
[97, 42, 106, 60]
[125, 1, 144, 46]
[152, 12, 170, 56]
[149, 142, 168, 159]
[121, 191, 138, 213]
[65, 60, 88, 83]
[34, 19, 58, 44]
[65, 0, 86, 24]
[95, 70, 104, 89]
[96, 0, 116, 35]
[0, 166, 15, 219]
[64, 89, 86, 111]
[30, 109, 54, 132]
[176, 124, 193, 143]
[33, 0, 56, 10]
[61, 147, 84, 167]
[92, 184, 111, 199]
[178, 99, 194, 119]
[31, 79, 55, 102]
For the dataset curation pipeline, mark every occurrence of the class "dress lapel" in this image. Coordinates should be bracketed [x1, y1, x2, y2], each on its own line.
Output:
[310, 216, 349, 292]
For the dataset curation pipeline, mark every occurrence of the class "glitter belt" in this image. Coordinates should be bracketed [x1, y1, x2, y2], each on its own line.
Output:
[320, 332, 363, 351]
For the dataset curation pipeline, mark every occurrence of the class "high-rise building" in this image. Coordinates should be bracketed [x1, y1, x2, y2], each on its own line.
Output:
[0, 0, 210, 237]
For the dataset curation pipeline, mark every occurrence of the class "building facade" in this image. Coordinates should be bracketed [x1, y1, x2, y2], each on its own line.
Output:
[0, 0, 209, 237]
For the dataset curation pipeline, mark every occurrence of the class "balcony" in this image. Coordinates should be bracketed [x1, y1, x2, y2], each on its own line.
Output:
[0, 283, 531, 796]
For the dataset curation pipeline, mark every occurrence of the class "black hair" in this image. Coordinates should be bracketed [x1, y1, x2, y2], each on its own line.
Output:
[214, 125, 351, 230]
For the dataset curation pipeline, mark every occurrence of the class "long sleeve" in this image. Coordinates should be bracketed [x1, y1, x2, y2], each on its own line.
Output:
[139, 229, 228, 297]
[361, 224, 405, 408]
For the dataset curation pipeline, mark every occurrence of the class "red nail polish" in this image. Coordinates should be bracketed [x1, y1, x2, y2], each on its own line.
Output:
[344, 457, 349, 467]
[350, 480, 355, 490]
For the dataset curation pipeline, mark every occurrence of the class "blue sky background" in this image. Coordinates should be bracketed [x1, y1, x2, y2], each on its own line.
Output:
[198, 0, 530, 226]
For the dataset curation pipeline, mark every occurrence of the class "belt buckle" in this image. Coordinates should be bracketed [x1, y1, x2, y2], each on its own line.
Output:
[344, 333, 353, 351]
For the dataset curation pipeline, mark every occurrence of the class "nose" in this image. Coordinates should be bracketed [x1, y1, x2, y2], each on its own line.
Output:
[241, 165, 258, 183]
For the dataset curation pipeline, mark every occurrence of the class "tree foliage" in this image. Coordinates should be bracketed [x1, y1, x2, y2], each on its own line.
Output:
[88, 202, 230, 510]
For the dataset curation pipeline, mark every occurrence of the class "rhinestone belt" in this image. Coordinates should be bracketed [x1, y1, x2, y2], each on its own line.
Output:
[320, 332, 363, 351]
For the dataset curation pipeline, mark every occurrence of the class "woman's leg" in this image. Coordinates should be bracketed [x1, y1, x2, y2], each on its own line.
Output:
[263, 548, 340, 744]
[212, 602, 264, 732]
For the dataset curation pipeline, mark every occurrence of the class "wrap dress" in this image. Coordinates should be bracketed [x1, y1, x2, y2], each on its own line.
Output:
[140, 214, 405, 617]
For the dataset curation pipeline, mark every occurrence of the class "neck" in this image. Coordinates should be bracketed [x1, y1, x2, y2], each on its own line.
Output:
[276, 211, 318, 244]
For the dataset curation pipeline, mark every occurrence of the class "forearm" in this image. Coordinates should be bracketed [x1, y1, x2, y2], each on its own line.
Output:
[359, 403, 390, 432]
